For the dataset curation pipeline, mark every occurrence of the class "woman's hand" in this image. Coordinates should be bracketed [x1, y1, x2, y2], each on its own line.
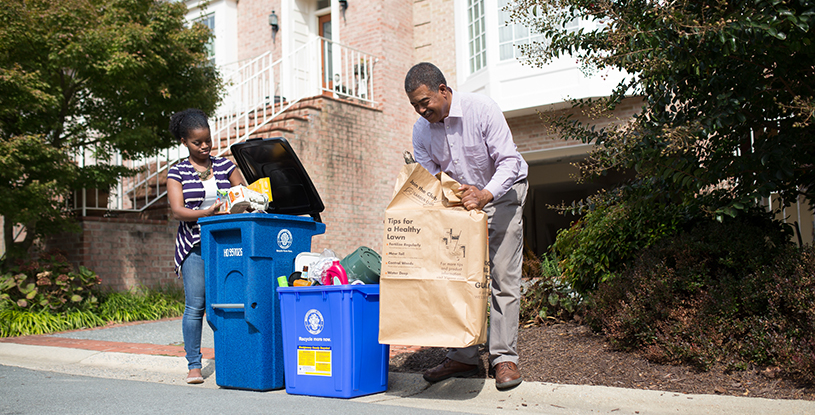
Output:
[207, 201, 224, 216]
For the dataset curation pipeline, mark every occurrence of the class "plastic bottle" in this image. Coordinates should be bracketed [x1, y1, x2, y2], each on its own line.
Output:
[322, 261, 349, 285]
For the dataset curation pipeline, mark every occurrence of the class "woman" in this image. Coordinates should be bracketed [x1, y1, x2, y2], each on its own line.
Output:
[167, 108, 244, 384]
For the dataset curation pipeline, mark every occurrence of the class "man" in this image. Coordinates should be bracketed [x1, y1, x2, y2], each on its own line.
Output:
[404, 62, 529, 391]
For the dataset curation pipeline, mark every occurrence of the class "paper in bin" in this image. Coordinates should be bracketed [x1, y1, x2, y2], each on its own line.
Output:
[218, 185, 269, 213]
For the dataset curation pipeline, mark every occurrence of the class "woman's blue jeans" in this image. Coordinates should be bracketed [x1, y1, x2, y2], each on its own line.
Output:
[181, 245, 206, 370]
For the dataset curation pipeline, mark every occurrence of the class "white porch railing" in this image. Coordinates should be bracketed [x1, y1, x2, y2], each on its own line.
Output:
[72, 37, 377, 215]
[318, 37, 377, 105]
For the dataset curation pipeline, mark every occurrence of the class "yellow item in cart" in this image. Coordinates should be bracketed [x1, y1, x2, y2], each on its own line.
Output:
[248, 177, 273, 202]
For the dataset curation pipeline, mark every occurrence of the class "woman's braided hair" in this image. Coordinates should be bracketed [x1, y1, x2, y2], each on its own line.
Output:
[169, 108, 210, 141]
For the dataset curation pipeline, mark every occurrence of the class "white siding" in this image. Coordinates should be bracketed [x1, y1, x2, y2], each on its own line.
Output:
[454, 0, 630, 114]
[185, 0, 238, 68]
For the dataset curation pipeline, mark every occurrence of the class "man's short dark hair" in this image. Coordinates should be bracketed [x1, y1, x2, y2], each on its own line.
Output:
[404, 62, 447, 93]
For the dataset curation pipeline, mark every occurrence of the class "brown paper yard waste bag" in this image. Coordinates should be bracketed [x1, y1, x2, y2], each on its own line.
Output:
[379, 163, 490, 348]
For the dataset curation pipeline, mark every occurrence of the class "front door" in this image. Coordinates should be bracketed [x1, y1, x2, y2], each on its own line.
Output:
[319, 14, 333, 93]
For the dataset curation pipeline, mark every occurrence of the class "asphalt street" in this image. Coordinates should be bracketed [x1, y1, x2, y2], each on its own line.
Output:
[0, 365, 457, 415]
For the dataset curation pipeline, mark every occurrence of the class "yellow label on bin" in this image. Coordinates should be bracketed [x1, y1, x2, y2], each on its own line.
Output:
[297, 346, 332, 376]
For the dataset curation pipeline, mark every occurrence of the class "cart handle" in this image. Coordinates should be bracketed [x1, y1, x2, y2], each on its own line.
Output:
[211, 303, 245, 309]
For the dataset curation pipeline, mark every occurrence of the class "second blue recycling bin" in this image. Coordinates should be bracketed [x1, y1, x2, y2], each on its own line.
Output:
[200, 212, 326, 390]
[277, 284, 389, 398]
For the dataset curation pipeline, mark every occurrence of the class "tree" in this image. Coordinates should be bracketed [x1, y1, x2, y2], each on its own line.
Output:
[0, 0, 222, 264]
[510, 0, 815, 221]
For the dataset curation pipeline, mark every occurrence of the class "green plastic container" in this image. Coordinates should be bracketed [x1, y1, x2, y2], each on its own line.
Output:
[340, 246, 381, 284]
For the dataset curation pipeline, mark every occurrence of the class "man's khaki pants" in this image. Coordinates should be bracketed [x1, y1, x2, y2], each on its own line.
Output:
[447, 179, 528, 367]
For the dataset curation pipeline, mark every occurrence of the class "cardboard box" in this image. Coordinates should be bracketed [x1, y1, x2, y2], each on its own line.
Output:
[218, 185, 268, 214]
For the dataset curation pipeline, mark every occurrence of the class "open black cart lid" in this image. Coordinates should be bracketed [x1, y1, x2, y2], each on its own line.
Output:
[230, 137, 324, 222]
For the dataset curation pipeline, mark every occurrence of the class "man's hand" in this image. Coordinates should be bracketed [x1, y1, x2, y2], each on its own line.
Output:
[459, 184, 493, 211]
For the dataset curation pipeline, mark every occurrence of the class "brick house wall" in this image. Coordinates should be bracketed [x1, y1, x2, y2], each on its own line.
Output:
[237, 0, 418, 257]
[413, 0, 457, 87]
[510, 97, 645, 154]
[259, 96, 405, 258]
[46, 217, 180, 292]
[236, 0, 277, 61]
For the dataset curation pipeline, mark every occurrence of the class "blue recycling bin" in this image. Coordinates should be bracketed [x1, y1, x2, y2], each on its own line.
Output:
[277, 285, 390, 398]
[199, 212, 326, 390]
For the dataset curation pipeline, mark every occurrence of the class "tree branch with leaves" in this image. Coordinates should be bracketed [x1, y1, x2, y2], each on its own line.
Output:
[512, 0, 815, 220]
[0, 0, 223, 266]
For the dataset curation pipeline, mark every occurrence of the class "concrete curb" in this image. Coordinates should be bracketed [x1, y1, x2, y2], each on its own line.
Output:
[0, 343, 217, 388]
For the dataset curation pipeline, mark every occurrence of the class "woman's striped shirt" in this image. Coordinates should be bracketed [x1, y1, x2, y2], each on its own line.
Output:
[167, 157, 237, 274]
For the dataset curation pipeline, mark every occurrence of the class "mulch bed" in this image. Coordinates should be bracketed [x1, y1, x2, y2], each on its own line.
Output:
[389, 323, 815, 401]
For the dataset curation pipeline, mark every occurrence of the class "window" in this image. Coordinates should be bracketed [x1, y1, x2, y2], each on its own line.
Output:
[467, 0, 486, 73]
[498, 0, 578, 61]
[196, 13, 216, 64]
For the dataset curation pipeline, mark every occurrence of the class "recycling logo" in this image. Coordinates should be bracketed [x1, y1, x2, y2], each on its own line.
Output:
[277, 229, 293, 250]
[304, 309, 324, 335]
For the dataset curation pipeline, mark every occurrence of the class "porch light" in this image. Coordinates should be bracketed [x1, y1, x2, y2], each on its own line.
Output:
[269, 10, 279, 43]
[340, 0, 348, 21]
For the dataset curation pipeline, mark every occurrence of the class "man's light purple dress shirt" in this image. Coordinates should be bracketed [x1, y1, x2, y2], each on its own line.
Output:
[412, 88, 528, 201]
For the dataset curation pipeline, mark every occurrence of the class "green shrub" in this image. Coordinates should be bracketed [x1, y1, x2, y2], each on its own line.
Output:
[0, 250, 101, 312]
[586, 213, 815, 381]
[553, 188, 687, 294]
[1, 283, 184, 337]
[0, 251, 184, 337]
[521, 253, 583, 325]
[0, 308, 104, 337]
[540, 252, 561, 278]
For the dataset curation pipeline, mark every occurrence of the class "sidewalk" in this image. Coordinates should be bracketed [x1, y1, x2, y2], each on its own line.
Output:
[1, 318, 814, 415]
